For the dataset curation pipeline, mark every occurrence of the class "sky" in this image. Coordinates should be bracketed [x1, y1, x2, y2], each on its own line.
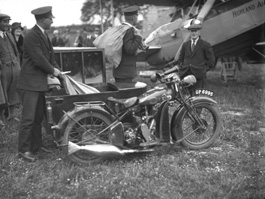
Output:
[0, 0, 86, 28]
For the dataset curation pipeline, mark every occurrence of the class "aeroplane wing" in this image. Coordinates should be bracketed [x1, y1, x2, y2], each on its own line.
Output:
[136, 45, 161, 62]
[113, 0, 194, 7]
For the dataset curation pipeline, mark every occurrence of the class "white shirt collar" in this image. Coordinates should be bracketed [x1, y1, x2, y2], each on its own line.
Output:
[0, 31, 6, 38]
[36, 24, 45, 35]
[191, 37, 199, 45]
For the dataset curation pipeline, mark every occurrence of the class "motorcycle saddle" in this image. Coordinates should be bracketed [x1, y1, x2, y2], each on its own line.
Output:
[108, 96, 138, 108]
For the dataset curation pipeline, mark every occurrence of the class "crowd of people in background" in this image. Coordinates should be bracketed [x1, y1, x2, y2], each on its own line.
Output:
[49, 27, 100, 47]
[73, 28, 99, 47]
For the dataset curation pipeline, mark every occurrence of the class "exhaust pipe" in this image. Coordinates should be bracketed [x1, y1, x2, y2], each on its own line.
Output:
[68, 142, 154, 158]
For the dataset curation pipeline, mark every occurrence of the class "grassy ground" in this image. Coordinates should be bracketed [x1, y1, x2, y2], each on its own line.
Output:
[0, 63, 265, 199]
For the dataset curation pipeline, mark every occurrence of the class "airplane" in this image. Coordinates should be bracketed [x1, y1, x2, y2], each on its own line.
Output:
[114, 0, 265, 69]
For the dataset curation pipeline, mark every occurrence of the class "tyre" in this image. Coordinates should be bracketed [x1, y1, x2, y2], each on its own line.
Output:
[171, 103, 221, 149]
[63, 111, 113, 165]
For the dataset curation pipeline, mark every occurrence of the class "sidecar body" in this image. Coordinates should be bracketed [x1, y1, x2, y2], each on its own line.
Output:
[45, 47, 147, 134]
[45, 82, 146, 124]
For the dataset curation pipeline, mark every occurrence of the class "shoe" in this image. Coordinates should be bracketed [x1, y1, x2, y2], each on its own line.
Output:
[40, 147, 53, 153]
[0, 119, 4, 126]
[32, 146, 53, 154]
[18, 152, 36, 162]
[39, 146, 52, 153]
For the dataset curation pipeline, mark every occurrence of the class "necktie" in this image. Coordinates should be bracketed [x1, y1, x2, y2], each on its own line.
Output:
[3, 33, 7, 41]
[44, 32, 49, 41]
[191, 40, 195, 52]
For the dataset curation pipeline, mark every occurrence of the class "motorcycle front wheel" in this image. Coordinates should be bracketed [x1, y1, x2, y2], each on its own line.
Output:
[171, 103, 221, 149]
[63, 111, 113, 165]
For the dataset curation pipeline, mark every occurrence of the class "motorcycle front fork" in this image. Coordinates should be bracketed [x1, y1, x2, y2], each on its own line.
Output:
[186, 105, 206, 130]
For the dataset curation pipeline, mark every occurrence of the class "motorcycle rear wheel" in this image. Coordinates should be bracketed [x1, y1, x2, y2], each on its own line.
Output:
[63, 111, 112, 165]
[172, 103, 221, 149]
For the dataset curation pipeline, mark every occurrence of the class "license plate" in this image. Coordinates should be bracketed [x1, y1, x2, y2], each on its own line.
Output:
[195, 89, 214, 97]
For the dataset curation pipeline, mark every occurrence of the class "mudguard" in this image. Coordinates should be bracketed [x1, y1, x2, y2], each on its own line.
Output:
[155, 100, 168, 139]
[57, 104, 114, 144]
[170, 96, 217, 141]
[155, 100, 171, 141]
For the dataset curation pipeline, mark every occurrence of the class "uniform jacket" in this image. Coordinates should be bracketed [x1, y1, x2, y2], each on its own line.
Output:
[17, 25, 59, 92]
[113, 27, 142, 79]
[177, 38, 215, 80]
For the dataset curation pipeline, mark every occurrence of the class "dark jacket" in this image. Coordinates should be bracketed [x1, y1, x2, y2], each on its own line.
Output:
[17, 25, 59, 92]
[12, 34, 24, 63]
[113, 27, 142, 79]
[0, 33, 20, 106]
[177, 38, 215, 80]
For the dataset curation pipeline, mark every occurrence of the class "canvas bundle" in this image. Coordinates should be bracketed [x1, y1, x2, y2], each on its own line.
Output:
[93, 24, 132, 68]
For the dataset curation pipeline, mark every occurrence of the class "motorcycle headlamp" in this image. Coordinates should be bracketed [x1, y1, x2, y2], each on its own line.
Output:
[182, 75, 196, 85]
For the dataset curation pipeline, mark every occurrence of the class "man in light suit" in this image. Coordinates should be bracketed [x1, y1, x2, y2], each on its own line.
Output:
[177, 19, 215, 95]
[0, 14, 21, 126]
[17, 6, 61, 162]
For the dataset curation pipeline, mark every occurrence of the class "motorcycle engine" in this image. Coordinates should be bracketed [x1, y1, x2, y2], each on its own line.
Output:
[123, 122, 136, 144]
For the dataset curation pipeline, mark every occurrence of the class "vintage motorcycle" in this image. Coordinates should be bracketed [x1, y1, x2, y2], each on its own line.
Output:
[57, 68, 221, 165]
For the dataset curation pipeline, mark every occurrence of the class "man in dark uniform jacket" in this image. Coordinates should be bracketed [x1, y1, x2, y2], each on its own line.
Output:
[17, 6, 61, 162]
[177, 19, 215, 95]
[113, 5, 143, 83]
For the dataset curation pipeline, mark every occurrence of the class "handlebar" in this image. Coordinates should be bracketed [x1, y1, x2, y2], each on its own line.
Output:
[150, 64, 180, 83]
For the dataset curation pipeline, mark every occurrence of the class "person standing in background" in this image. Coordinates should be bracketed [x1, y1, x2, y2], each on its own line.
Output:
[0, 14, 21, 126]
[11, 22, 24, 64]
[177, 19, 215, 96]
[73, 29, 84, 47]
[61, 28, 70, 47]
[86, 29, 96, 47]
[51, 29, 64, 47]
[17, 6, 62, 162]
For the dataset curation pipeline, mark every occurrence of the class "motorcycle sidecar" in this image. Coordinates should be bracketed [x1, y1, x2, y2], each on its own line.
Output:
[44, 81, 147, 137]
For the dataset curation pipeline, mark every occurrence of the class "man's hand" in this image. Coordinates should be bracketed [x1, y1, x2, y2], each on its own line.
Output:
[53, 68, 62, 77]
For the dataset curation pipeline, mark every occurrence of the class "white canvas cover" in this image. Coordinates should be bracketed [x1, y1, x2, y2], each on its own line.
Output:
[62, 74, 100, 95]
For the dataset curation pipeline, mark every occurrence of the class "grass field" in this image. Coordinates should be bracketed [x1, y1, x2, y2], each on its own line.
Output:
[0, 63, 265, 199]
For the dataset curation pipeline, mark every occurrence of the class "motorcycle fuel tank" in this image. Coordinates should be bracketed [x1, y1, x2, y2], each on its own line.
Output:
[139, 87, 166, 105]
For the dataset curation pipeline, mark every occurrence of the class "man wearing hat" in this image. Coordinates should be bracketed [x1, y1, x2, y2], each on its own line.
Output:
[112, 5, 143, 83]
[177, 19, 215, 95]
[0, 13, 21, 127]
[17, 6, 61, 162]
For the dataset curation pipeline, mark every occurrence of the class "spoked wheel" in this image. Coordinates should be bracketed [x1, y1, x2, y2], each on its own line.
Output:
[63, 111, 113, 165]
[172, 103, 221, 149]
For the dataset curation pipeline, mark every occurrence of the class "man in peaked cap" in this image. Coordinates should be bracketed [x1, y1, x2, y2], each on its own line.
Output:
[0, 13, 21, 127]
[176, 18, 215, 96]
[122, 5, 139, 16]
[0, 13, 11, 21]
[112, 5, 144, 83]
[31, 6, 55, 20]
[17, 6, 61, 162]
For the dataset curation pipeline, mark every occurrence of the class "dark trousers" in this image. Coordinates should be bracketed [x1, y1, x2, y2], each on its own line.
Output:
[180, 68, 206, 96]
[18, 90, 46, 153]
[189, 78, 205, 96]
